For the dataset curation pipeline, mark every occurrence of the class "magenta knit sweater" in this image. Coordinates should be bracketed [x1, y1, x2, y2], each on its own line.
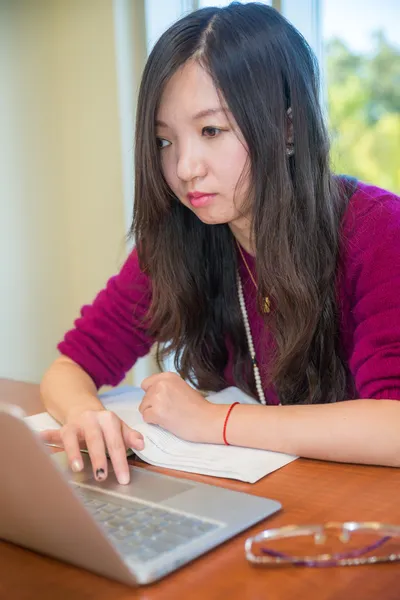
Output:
[58, 181, 400, 403]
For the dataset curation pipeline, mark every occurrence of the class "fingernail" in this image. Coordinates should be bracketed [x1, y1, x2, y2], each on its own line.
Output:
[96, 468, 106, 481]
[71, 460, 82, 473]
[119, 473, 129, 485]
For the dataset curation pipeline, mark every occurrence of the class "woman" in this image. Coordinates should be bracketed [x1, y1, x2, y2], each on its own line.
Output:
[40, 3, 400, 484]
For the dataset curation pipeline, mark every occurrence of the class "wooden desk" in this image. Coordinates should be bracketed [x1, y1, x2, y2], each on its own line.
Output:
[1, 379, 399, 600]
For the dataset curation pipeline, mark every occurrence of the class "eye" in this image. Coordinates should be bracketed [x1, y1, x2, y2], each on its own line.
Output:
[156, 137, 171, 149]
[202, 126, 222, 137]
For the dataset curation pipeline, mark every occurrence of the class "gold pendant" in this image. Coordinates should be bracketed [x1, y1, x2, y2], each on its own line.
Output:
[263, 297, 271, 313]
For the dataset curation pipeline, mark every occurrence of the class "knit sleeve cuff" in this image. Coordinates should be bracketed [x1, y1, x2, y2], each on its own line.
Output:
[369, 389, 400, 400]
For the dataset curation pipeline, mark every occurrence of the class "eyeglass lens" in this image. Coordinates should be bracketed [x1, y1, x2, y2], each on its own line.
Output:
[253, 528, 398, 566]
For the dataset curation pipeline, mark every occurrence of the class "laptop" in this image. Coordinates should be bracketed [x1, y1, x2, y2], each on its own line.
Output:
[0, 403, 281, 586]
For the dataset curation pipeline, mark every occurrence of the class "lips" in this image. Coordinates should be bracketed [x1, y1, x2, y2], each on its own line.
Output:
[187, 192, 216, 208]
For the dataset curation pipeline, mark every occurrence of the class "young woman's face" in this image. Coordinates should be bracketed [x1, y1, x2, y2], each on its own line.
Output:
[156, 60, 251, 232]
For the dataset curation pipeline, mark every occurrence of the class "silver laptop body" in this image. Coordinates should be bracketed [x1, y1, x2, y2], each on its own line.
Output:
[0, 404, 281, 585]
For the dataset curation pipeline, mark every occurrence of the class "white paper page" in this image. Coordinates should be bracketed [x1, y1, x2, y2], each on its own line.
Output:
[132, 422, 297, 483]
[206, 386, 260, 405]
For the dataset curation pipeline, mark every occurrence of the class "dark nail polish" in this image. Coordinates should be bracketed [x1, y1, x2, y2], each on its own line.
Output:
[96, 468, 105, 481]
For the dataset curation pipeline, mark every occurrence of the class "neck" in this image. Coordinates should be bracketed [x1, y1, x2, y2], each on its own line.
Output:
[228, 217, 254, 256]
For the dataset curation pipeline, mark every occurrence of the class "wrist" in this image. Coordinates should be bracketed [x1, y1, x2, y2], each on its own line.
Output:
[64, 394, 104, 424]
[200, 403, 234, 444]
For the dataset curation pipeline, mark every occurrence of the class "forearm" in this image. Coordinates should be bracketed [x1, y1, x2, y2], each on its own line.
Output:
[40, 356, 104, 424]
[220, 399, 400, 467]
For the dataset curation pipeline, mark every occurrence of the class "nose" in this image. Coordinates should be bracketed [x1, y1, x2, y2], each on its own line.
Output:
[176, 141, 207, 182]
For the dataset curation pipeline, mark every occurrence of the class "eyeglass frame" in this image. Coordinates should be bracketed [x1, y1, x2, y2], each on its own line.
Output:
[245, 521, 400, 567]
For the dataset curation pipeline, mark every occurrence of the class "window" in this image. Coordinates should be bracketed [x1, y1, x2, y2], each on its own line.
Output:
[322, 0, 400, 193]
[145, 0, 192, 52]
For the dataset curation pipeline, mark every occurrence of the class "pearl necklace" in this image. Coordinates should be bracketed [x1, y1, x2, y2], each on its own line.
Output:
[237, 270, 281, 406]
[236, 271, 267, 405]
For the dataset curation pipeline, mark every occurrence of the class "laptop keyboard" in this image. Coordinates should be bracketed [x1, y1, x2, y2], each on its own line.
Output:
[73, 486, 220, 563]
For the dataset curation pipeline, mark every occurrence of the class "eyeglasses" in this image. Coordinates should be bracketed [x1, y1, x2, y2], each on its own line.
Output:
[245, 521, 400, 567]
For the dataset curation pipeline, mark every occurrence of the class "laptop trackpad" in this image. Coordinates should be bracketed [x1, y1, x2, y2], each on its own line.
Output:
[53, 452, 195, 503]
[82, 466, 194, 504]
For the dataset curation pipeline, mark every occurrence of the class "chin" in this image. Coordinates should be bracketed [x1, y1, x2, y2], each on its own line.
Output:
[196, 213, 229, 226]
[180, 200, 233, 225]
[191, 207, 232, 226]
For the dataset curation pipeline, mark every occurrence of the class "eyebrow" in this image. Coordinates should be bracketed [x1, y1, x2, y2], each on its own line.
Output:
[156, 107, 230, 128]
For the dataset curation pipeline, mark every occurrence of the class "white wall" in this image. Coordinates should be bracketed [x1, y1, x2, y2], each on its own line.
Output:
[0, 0, 143, 384]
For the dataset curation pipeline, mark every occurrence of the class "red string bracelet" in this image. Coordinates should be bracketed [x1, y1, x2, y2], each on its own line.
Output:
[223, 402, 240, 446]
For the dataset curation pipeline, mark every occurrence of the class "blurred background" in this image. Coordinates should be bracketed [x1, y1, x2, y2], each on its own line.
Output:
[1, 0, 399, 385]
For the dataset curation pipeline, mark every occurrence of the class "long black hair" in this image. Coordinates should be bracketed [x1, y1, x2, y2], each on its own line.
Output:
[131, 2, 348, 404]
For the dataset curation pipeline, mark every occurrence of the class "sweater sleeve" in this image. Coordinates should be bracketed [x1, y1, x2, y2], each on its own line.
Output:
[339, 184, 400, 400]
[57, 248, 154, 388]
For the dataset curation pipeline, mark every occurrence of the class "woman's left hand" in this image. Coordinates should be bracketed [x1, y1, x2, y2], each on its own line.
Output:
[139, 372, 226, 443]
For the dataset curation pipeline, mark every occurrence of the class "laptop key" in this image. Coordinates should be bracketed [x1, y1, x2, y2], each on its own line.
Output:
[129, 512, 153, 525]
[196, 522, 218, 533]
[166, 513, 182, 522]
[91, 500, 106, 509]
[164, 524, 196, 538]
[145, 538, 177, 553]
[102, 505, 120, 514]
[94, 511, 112, 522]
[140, 525, 164, 537]
[106, 518, 128, 528]
[119, 523, 136, 532]
[159, 533, 188, 547]
[112, 531, 131, 540]
[118, 505, 147, 515]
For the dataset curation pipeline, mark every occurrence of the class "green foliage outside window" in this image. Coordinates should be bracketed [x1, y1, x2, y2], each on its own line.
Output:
[326, 31, 400, 193]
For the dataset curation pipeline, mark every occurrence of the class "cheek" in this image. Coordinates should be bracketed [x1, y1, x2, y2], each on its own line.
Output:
[232, 145, 249, 174]
[160, 154, 177, 191]
[220, 147, 249, 191]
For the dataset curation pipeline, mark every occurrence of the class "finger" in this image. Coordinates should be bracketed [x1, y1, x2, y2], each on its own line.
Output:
[81, 414, 108, 482]
[141, 371, 173, 391]
[141, 373, 159, 392]
[59, 425, 85, 473]
[98, 412, 130, 485]
[121, 422, 144, 451]
[39, 428, 63, 445]
[39, 427, 86, 447]
[138, 396, 152, 415]
[141, 406, 158, 425]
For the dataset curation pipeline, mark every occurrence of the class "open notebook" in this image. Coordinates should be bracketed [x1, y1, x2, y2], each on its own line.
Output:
[24, 386, 297, 484]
